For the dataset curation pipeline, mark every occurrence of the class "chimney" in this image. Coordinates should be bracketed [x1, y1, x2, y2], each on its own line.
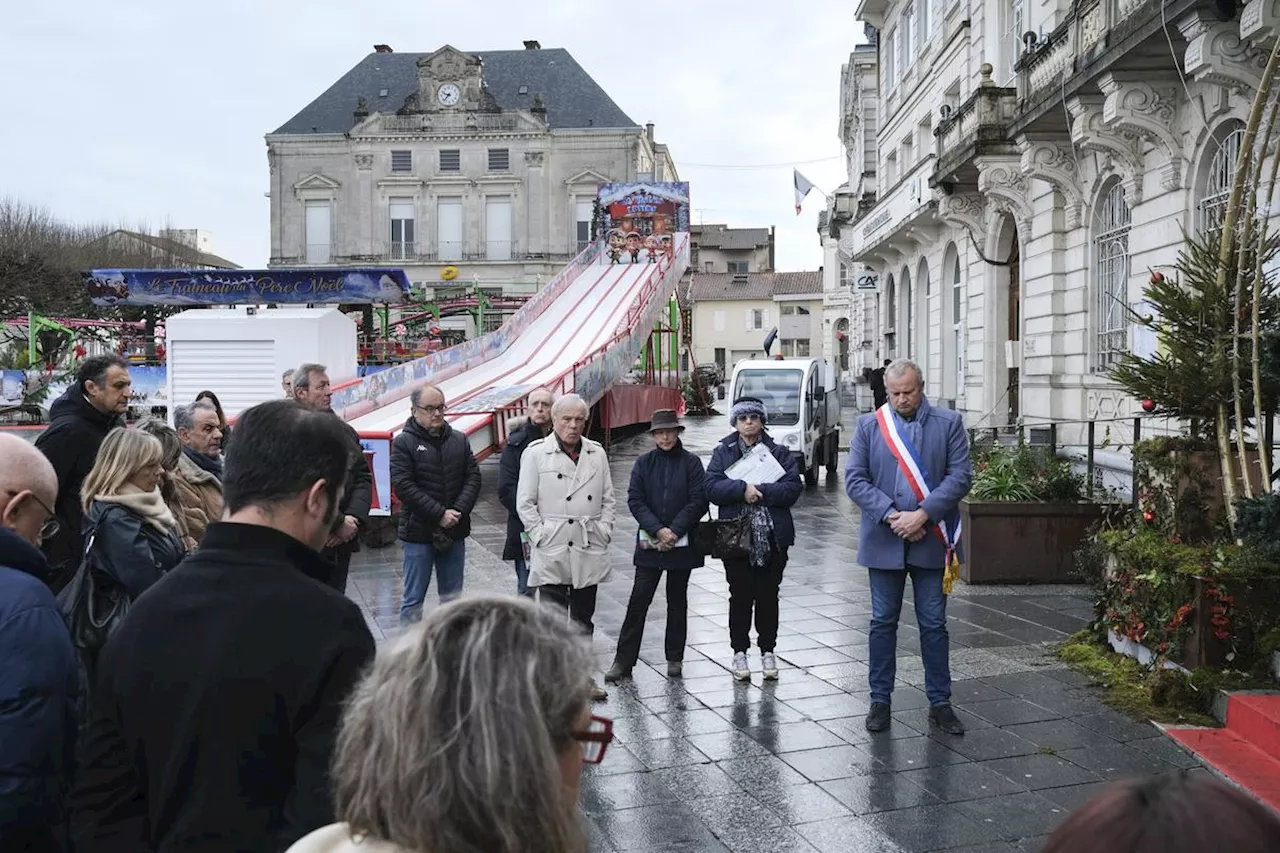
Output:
[645, 122, 655, 144]
[374, 44, 393, 53]
[523, 40, 541, 50]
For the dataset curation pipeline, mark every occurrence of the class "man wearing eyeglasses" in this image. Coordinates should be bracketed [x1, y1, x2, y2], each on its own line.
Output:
[390, 384, 481, 623]
[0, 434, 79, 853]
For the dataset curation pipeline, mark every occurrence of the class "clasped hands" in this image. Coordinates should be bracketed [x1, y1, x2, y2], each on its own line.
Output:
[887, 508, 930, 542]
[325, 514, 361, 549]
[653, 527, 680, 552]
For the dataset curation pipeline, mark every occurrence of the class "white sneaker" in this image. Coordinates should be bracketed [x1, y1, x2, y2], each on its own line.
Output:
[732, 652, 751, 681]
[762, 652, 779, 680]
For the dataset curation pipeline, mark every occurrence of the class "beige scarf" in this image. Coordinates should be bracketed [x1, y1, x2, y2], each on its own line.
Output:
[97, 484, 179, 534]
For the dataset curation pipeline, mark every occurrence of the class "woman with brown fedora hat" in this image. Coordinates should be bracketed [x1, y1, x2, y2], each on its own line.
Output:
[605, 408, 708, 682]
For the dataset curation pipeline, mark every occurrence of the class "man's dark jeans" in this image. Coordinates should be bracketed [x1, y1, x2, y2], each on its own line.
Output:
[614, 566, 692, 666]
[868, 565, 951, 707]
[725, 550, 787, 653]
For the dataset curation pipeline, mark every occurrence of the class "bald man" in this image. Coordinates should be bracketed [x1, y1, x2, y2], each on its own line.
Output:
[0, 434, 80, 852]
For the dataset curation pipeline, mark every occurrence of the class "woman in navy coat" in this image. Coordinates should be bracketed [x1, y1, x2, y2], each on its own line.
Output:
[605, 409, 708, 682]
[704, 398, 803, 682]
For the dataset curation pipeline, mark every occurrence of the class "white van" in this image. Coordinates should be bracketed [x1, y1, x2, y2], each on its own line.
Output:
[728, 357, 841, 485]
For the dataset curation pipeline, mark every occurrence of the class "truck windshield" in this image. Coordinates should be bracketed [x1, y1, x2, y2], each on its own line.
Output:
[734, 369, 803, 426]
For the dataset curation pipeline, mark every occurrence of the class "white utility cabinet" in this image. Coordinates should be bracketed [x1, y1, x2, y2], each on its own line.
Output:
[165, 307, 357, 420]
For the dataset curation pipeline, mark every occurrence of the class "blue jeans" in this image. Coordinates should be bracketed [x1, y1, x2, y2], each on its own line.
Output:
[400, 540, 465, 623]
[513, 556, 536, 597]
[867, 566, 952, 707]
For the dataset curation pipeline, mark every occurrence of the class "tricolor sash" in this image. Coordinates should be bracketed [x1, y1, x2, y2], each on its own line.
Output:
[874, 403, 963, 592]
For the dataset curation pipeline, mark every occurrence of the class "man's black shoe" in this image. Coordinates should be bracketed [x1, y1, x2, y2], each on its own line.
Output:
[865, 702, 892, 732]
[929, 704, 966, 735]
[604, 661, 632, 683]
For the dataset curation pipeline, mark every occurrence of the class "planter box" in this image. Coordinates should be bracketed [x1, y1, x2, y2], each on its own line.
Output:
[959, 499, 1123, 584]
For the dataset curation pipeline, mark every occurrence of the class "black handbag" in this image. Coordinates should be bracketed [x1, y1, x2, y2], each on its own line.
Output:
[693, 514, 752, 561]
[56, 531, 131, 651]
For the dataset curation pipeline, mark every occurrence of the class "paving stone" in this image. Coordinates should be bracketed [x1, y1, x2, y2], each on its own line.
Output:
[754, 781, 855, 824]
[650, 762, 745, 800]
[779, 744, 887, 781]
[819, 772, 945, 815]
[893, 705, 994, 735]
[717, 754, 812, 790]
[794, 815, 907, 853]
[899, 762, 1029, 803]
[715, 826, 821, 853]
[683, 729, 772, 762]
[654, 707, 738, 736]
[935, 727, 1042, 761]
[686, 792, 785, 838]
[980, 753, 1104, 790]
[953, 792, 1071, 841]
[1067, 711, 1159, 742]
[610, 714, 678, 745]
[962, 698, 1062, 727]
[861, 803, 1004, 852]
[859, 734, 969, 771]
[625, 735, 713, 770]
[581, 771, 680, 814]
[714, 698, 810, 728]
[779, 646, 858, 668]
[784, 692, 873, 720]
[594, 802, 727, 851]
[821, 713, 926, 745]
[1000, 719, 1122, 752]
[762, 673, 849, 701]
[743, 720, 849, 754]
[1055, 744, 1180, 780]
[1036, 780, 1113, 811]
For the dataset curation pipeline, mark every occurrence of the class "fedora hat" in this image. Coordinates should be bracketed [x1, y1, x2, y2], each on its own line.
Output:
[648, 409, 683, 433]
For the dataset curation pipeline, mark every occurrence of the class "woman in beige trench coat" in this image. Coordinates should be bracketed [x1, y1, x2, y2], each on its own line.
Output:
[517, 393, 615, 699]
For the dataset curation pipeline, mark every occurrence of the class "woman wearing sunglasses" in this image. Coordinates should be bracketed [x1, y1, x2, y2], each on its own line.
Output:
[287, 595, 612, 853]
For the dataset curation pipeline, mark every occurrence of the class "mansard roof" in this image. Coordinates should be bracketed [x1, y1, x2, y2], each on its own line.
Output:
[273, 47, 637, 135]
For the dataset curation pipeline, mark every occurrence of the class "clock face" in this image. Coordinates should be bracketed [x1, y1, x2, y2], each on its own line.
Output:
[437, 83, 461, 106]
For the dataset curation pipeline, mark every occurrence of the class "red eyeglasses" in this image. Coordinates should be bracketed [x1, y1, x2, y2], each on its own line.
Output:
[573, 715, 614, 764]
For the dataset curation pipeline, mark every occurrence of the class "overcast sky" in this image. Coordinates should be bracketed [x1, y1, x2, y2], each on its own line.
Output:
[3, 0, 863, 272]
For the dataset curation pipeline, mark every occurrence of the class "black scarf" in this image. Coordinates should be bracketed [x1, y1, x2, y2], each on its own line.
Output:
[183, 446, 224, 479]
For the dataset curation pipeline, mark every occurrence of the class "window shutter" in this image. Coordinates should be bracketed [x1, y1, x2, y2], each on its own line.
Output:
[746, 309, 753, 331]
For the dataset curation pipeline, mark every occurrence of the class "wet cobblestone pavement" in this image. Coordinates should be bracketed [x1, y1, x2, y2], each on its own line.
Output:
[348, 409, 1204, 852]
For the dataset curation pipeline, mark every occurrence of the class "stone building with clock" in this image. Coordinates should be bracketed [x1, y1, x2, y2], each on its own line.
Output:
[265, 41, 677, 312]
[825, 0, 1280, 462]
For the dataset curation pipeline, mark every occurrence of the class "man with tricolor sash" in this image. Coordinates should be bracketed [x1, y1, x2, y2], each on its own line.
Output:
[845, 359, 972, 735]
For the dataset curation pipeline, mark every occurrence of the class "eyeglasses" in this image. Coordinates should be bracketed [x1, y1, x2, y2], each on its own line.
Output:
[2, 490, 59, 542]
[414, 404, 446, 414]
[573, 715, 614, 764]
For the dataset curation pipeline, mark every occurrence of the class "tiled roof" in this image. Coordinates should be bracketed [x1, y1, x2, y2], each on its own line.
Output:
[692, 224, 772, 251]
[273, 48, 637, 135]
[689, 271, 822, 302]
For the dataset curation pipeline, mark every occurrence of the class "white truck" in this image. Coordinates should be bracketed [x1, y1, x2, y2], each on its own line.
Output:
[728, 356, 842, 486]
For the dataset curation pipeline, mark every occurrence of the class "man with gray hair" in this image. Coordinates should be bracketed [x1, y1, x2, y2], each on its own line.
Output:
[0, 434, 79, 851]
[845, 358, 972, 735]
[293, 364, 373, 593]
[173, 400, 225, 545]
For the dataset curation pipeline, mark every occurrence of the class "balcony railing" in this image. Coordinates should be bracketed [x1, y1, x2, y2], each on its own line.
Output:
[934, 75, 1019, 174]
[1016, 0, 1162, 106]
[379, 113, 522, 134]
[390, 241, 415, 261]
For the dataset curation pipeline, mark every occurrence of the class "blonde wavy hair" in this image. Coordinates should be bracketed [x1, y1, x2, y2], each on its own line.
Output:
[333, 596, 592, 853]
[81, 427, 164, 513]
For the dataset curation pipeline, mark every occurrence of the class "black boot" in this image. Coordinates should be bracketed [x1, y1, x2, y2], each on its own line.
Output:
[604, 661, 632, 683]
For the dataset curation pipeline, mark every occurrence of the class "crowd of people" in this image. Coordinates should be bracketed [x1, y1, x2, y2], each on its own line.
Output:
[1, 354, 1278, 851]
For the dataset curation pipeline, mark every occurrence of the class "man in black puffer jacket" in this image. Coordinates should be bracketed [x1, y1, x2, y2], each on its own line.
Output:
[35, 354, 131, 583]
[390, 384, 480, 624]
[497, 387, 553, 597]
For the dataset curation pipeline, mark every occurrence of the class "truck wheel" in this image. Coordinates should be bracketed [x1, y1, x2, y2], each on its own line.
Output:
[804, 453, 819, 486]
[825, 433, 840, 481]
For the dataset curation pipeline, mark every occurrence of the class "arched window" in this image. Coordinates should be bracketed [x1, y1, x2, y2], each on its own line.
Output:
[884, 274, 897, 358]
[1093, 181, 1131, 370]
[901, 267, 913, 358]
[1198, 126, 1245, 236]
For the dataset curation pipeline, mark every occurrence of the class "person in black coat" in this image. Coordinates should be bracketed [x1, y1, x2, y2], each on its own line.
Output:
[605, 409, 707, 682]
[496, 388, 554, 596]
[0, 435, 79, 853]
[35, 355, 131, 583]
[870, 358, 890, 411]
[290, 364, 374, 593]
[705, 398, 803, 683]
[390, 384, 481, 624]
[70, 400, 377, 853]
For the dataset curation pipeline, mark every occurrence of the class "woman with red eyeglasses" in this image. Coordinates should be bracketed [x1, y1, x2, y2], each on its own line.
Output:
[286, 595, 613, 853]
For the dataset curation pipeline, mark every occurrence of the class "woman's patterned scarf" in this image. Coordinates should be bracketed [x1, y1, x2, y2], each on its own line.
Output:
[743, 503, 775, 567]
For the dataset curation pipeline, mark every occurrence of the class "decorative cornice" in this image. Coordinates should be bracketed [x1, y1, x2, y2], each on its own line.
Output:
[1016, 135, 1084, 229]
[1067, 94, 1145, 204]
[354, 153, 374, 171]
[1180, 13, 1268, 93]
[933, 189, 986, 237]
[976, 156, 1032, 237]
[1097, 72, 1185, 191]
